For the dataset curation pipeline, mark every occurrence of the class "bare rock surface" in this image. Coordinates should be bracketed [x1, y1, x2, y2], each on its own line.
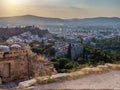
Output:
[34, 70, 120, 89]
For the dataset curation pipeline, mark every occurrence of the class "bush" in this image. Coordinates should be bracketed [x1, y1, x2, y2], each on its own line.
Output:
[51, 58, 78, 73]
[77, 57, 86, 64]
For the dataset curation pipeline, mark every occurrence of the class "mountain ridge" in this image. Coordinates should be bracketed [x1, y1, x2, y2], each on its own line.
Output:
[0, 15, 120, 26]
[0, 15, 120, 20]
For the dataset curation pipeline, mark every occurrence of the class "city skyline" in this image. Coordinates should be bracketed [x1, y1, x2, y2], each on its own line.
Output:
[0, 0, 120, 18]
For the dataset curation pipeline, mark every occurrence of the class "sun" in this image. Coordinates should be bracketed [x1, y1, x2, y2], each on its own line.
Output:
[8, 0, 24, 5]
[2, 0, 25, 16]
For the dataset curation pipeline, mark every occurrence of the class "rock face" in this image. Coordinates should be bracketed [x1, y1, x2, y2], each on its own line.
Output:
[0, 26, 51, 41]
[71, 44, 83, 60]
[53, 42, 83, 60]
[53, 42, 69, 58]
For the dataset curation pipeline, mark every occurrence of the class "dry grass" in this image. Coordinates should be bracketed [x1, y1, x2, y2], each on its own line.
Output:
[37, 55, 47, 63]
[34, 69, 40, 80]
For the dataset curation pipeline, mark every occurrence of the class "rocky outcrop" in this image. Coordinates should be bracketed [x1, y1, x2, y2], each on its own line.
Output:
[18, 63, 120, 89]
[71, 44, 83, 60]
[0, 26, 51, 41]
[54, 42, 83, 60]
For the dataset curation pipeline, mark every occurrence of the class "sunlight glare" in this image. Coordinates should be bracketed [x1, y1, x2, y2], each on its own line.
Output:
[8, 0, 24, 5]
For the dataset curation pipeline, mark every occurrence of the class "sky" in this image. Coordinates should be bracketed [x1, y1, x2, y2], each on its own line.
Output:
[0, 0, 120, 18]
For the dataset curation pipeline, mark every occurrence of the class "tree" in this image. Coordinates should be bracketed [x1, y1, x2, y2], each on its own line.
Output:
[67, 43, 72, 59]
[77, 57, 86, 64]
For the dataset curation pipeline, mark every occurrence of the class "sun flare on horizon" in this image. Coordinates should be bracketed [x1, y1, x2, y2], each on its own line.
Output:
[2, 0, 26, 16]
[7, 0, 24, 5]
[4, 0, 25, 8]
[0, 0, 120, 18]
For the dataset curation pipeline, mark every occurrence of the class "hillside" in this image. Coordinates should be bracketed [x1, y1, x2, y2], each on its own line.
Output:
[0, 26, 50, 41]
[0, 15, 65, 26]
[0, 15, 120, 26]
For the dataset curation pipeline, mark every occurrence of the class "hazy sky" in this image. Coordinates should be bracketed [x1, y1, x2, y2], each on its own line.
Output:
[0, 0, 120, 18]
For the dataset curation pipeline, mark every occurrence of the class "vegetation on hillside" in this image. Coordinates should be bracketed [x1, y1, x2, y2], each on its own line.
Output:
[51, 47, 115, 73]
[29, 37, 120, 73]
[91, 36, 120, 51]
[30, 40, 55, 56]
[91, 36, 120, 60]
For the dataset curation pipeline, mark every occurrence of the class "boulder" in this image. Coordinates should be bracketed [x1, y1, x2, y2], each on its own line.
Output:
[97, 65, 110, 72]
[91, 67, 103, 74]
[18, 79, 36, 89]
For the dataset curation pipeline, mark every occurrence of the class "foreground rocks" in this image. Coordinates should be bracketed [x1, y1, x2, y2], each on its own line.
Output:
[34, 70, 120, 89]
[18, 63, 120, 89]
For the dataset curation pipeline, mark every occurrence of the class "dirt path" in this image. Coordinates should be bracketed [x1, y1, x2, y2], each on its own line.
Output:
[34, 70, 120, 89]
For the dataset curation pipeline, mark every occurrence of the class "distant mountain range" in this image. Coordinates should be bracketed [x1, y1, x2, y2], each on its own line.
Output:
[0, 15, 120, 26]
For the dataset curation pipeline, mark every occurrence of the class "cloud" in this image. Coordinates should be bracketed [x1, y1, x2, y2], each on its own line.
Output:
[69, 4, 90, 10]
[0, 0, 120, 18]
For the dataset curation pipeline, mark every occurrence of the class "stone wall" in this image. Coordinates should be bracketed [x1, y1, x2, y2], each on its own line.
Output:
[0, 60, 14, 82]
[0, 56, 28, 83]
[0, 54, 57, 83]
[0, 43, 57, 83]
[13, 56, 29, 80]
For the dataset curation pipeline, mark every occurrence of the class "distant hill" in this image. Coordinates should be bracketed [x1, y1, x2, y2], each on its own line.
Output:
[0, 15, 65, 26]
[0, 15, 120, 27]
[0, 26, 50, 41]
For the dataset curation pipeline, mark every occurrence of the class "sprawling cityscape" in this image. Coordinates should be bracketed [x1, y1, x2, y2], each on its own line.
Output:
[0, 0, 120, 90]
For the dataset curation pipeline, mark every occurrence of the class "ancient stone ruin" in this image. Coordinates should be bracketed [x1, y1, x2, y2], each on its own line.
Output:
[0, 43, 57, 84]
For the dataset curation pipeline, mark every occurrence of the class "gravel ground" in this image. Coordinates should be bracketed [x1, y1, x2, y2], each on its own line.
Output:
[0, 79, 25, 90]
[34, 70, 120, 89]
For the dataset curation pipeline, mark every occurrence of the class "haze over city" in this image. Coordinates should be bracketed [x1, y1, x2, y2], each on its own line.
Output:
[0, 0, 120, 18]
[0, 0, 120, 90]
